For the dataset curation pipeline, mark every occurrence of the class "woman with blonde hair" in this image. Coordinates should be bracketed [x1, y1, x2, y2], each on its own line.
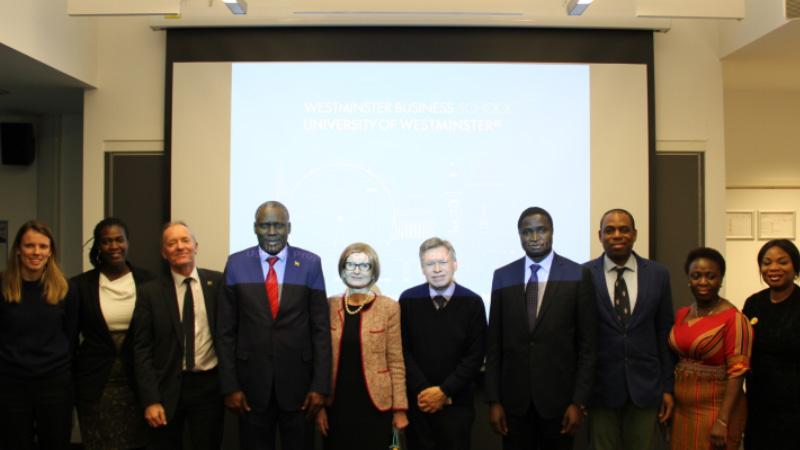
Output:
[316, 242, 408, 450]
[0, 220, 79, 450]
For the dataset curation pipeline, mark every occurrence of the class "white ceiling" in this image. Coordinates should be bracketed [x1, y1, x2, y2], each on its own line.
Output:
[0, 1, 797, 116]
[0, 44, 88, 115]
[148, 0, 669, 28]
[722, 19, 800, 92]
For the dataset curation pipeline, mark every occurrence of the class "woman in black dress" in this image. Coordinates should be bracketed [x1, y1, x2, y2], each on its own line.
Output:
[72, 218, 155, 450]
[0, 220, 78, 450]
[316, 242, 408, 450]
[743, 239, 800, 450]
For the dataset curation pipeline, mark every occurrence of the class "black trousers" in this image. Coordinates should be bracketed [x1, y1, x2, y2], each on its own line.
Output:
[406, 404, 474, 450]
[503, 402, 573, 450]
[149, 369, 224, 450]
[0, 372, 73, 450]
[239, 384, 314, 450]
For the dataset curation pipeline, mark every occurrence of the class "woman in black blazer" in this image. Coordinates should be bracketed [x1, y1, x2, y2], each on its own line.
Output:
[72, 218, 155, 450]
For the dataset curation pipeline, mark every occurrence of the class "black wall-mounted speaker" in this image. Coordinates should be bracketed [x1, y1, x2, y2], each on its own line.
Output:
[1, 122, 36, 166]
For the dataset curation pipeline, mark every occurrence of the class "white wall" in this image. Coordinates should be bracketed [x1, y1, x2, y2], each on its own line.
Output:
[82, 16, 166, 270]
[654, 19, 728, 257]
[0, 117, 39, 266]
[57, 114, 85, 276]
[723, 88, 800, 307]
[0, 114, 83, 276]
[0, 0, 97, 86]
[726, 189, 799, 307]
[725, 89, 800, 187]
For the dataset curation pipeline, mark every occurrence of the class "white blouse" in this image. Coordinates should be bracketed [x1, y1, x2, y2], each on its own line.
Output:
[99, 271, 136, 332]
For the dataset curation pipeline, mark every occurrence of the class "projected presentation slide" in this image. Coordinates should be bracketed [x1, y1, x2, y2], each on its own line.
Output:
[228, 63, 589, 299]
[170, 60, 648, 303]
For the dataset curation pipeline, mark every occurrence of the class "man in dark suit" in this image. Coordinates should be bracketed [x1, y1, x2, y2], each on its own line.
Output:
[485, 206, 597, 450]
[132, 221, 224, 450]
[584, 209, 675, 450]
[399, 237, 487, 450]
[217, 201, 330, 450]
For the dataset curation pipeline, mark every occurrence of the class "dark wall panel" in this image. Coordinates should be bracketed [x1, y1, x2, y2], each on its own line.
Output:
[653, 152, 705, 310]
[105, 152, 166, 275]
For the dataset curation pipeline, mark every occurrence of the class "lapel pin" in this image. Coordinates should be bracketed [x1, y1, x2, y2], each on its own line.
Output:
[207, 280, 213, 286]
[750, 317, 758, 325]
[294, 261, 300, 267]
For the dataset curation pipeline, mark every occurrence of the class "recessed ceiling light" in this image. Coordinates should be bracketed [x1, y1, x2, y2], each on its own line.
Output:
[222, 0, 247, 15]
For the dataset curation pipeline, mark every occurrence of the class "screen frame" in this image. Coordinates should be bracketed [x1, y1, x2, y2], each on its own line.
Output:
[164, 26, 656, 254]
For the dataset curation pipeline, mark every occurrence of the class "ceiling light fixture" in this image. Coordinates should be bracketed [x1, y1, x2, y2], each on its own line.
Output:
[566, 0, 593, 16]
[222, 0, 247, 15]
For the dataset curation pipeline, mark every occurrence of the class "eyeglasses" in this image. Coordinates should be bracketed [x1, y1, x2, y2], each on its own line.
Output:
[345, 262, 372, 272]
[423, 260, 449, 269]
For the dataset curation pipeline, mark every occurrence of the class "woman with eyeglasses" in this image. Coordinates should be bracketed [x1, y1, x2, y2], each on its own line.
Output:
[742, 239, 800, 450]
[0, 220, 79, 450]
[315, 242, 408, 450]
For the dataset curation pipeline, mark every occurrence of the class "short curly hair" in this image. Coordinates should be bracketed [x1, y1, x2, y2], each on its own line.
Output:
[684, 247, 726, 277]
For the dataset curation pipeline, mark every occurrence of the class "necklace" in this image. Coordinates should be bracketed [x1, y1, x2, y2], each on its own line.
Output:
[345, 302, 366, 315]
[344, 291, 376, 316]
[695, 298, 721, 317]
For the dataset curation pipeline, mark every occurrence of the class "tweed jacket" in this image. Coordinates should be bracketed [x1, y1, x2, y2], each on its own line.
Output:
[328, 294, 408, 412]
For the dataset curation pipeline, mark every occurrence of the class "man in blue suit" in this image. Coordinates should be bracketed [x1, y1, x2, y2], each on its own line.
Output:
[486, 207, 596, 450]
[584, 209, 675, 450]
[217, 201, 331, 450]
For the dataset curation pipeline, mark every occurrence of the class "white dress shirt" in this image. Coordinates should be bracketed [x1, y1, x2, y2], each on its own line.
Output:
[603, 253, 638, 312]
[172, 267, 218, 371]
[524, 251, 554, 317]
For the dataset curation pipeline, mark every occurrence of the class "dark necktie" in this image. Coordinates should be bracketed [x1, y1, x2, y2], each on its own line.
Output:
[433, 295, 447, 310]
[614, 267, 631, 324]
[265, 256, 279, 319]
[526, 263, 541, 332]
[182, 278, 195, 371]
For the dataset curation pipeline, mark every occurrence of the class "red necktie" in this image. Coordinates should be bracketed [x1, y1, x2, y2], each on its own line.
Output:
[265, 256, 279, 319]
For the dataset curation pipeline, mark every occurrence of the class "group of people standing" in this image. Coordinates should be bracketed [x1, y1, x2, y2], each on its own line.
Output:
[0, 202, 798, 450]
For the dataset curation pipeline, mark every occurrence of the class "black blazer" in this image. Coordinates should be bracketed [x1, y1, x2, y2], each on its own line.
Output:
[485, 253, 597, 418]
[131, 268, 222, 419]
[72, 264, 155, 402]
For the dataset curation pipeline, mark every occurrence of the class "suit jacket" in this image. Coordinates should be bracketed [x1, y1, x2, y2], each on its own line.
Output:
[132, 268, 222, 419]
[485, 253, 597, 418]
[398, 282, 486, 406]
[217, 245, 331, 412]
[328, 295, 408, 412]
[584, 253, 675, 409]
[72, 264, 155, 402]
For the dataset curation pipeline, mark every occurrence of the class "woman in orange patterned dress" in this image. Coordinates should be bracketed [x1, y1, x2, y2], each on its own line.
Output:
[668, 247, 753, 450]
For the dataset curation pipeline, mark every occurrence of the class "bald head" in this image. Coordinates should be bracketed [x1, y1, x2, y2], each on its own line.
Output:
[254, 201, 289, 221]
[254, 201, 291, 255]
